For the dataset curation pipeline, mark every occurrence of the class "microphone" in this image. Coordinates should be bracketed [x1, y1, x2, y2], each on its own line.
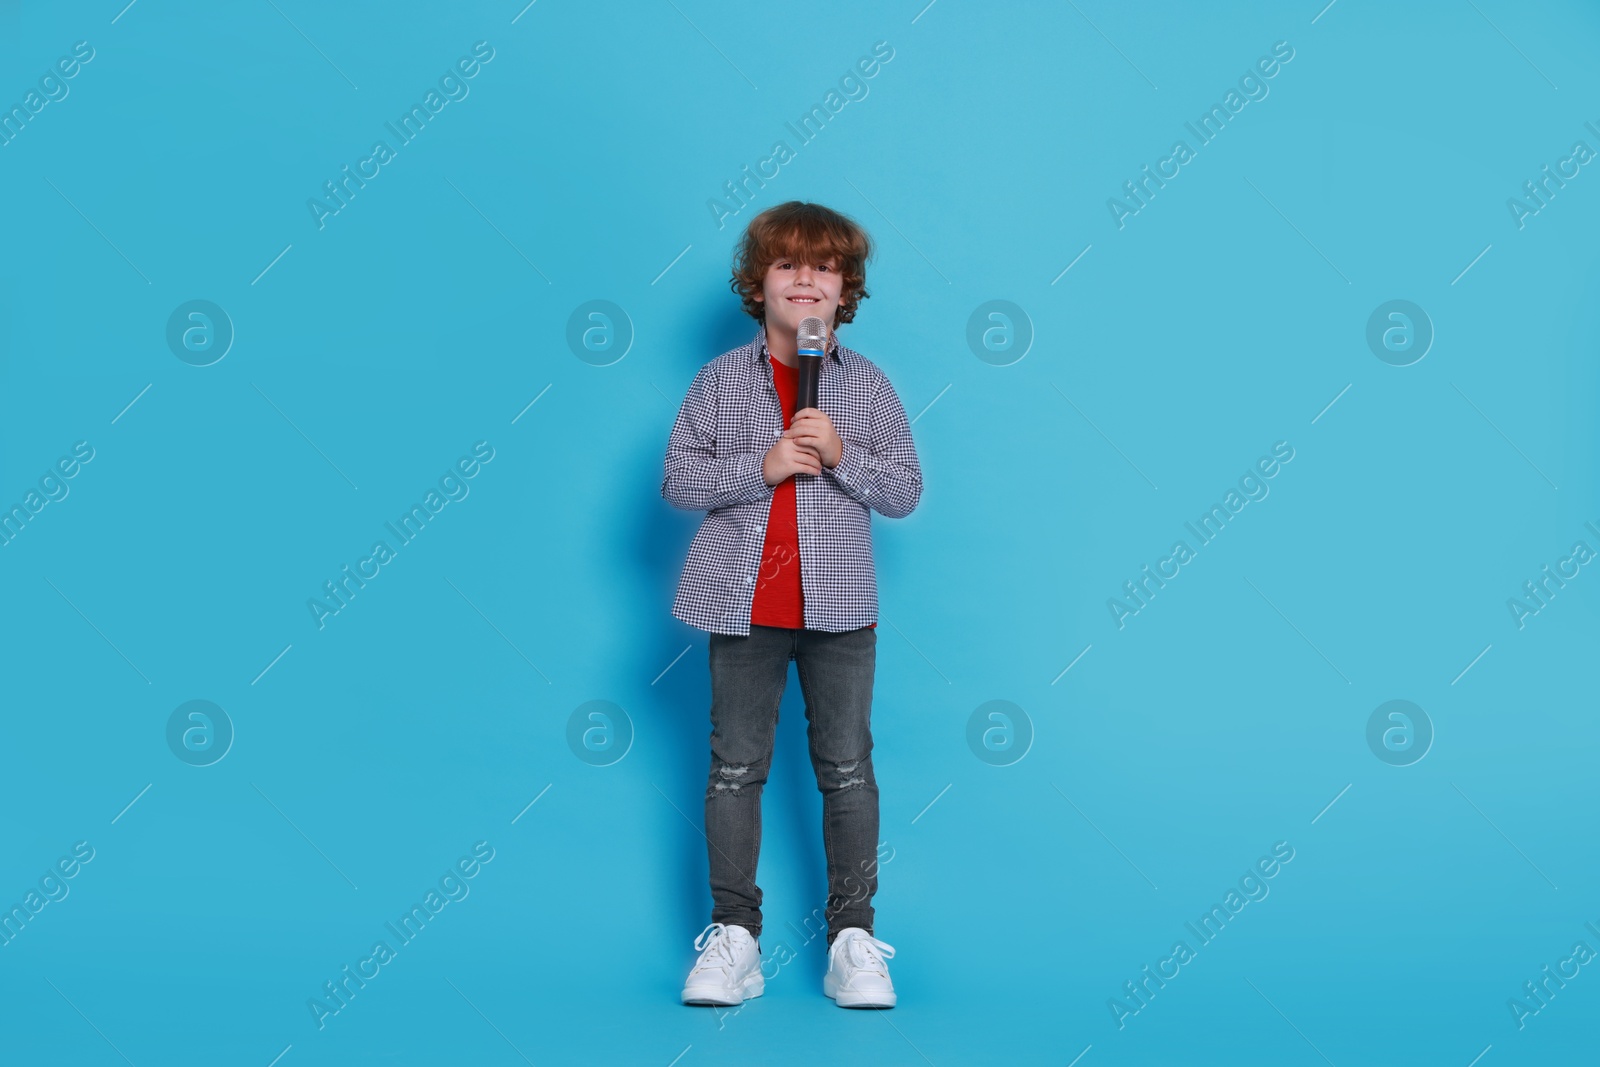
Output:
[795, 315, 826, 416]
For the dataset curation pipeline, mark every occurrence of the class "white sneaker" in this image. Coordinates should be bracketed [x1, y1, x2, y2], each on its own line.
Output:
[823, 927, 897, 1008]
[681, 922, 763, 1006]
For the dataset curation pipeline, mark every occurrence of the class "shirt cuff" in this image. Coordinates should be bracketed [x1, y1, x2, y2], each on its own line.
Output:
[720, 453, 771, 505]
[825, 438, 871, 503]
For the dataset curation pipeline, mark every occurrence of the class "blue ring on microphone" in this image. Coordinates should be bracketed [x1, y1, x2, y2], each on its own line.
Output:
[797, 347, 825, 358]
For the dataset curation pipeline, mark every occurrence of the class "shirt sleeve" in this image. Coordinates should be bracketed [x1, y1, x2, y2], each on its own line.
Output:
[824, 371, 923, 519]
[661, 363, 774, 511]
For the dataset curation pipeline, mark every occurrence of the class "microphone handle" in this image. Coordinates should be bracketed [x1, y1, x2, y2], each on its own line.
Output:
[795, 354, 822, 415]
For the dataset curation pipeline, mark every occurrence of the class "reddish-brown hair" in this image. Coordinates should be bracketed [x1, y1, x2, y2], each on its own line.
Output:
[730, 201, 873, 328]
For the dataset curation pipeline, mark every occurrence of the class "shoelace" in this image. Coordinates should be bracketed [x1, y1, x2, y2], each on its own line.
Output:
[690, 922, 744, 976]
[838, 931, 895, 975]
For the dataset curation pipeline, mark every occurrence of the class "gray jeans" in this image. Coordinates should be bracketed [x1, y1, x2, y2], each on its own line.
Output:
[704, 624, 879, 948]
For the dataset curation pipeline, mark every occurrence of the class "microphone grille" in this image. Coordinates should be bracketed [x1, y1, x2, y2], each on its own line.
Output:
[796, 316, 827, 350]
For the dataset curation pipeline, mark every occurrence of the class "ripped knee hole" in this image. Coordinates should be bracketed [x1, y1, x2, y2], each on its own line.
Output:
[713, 762, 751, 793]
[834, 758, 868, 789]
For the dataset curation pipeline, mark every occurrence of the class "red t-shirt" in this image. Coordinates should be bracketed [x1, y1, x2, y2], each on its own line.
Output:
[750, 354, 874, 631]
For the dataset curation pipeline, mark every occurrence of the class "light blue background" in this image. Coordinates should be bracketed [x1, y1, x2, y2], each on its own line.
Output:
[2, 1, 1597, 1064]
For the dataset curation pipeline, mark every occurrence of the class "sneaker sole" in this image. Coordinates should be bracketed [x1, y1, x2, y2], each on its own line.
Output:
[682, 973, 764, 1006]
[823, 979, 895, 1008]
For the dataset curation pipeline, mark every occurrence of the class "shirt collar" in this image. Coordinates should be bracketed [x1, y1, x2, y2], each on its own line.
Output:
[755, 321, 842, 364]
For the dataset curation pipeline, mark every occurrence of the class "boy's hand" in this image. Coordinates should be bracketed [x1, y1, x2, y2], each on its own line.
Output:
[785, 409, 842, 469]
[763, 436, 823, 485]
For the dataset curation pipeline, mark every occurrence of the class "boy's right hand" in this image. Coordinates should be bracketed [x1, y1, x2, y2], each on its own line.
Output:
[763, 437, 823, 485]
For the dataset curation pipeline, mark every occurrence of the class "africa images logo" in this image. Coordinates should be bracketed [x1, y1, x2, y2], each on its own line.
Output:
[1106, 40, 1295, 230]
[307, 42, 496, 230]
[308, 442, 495, 629]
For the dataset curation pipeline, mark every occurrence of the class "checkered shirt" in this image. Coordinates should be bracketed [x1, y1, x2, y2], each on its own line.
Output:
[661, 322, 923, 635]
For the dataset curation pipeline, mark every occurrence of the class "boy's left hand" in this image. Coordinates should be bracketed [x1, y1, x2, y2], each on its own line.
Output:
[785, 409, 842, 470]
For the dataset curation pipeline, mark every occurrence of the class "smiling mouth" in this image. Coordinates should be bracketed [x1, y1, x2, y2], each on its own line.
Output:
[788, 296, 819, 304]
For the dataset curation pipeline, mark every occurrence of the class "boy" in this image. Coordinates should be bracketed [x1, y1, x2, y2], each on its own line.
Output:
[661, 201, 923, 1009]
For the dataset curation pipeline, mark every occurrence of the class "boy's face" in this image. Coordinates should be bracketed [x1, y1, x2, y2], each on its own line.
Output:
[754, 252, 843, 339]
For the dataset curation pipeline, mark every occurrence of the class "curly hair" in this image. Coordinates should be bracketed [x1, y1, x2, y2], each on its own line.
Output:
[729, 201, 873, 328]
